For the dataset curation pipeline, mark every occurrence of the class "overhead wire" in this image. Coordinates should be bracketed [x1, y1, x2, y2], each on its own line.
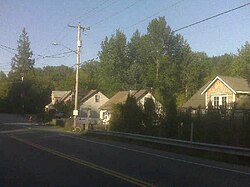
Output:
[173, 2, 250, 32]
[59, 0, 120, 55]
[123, 0, 185, 30]
[38, 0, 118, 62]
[70, 0, 112, 24]
[89, 0, 142, 28]
[85, 0, 185, 47]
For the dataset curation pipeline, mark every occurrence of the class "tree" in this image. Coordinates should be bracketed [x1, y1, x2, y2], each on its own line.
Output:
[110, 95, 143, 133]
[0, 71, 9, 112]
[79, 59, 99, 90]
[11, 28, 35, 77]
[181, 52, 210, 99]
[142, 98, 157, 134]
[231, 42, 250, 80]
[98, 30, 129, 94]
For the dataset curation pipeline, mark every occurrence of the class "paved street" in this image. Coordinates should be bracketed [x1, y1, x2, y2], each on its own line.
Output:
[0, 118, 250, 186]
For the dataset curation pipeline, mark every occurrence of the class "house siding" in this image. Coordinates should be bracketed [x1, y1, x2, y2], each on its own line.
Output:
[205, 79, 235, 107]
[80, 91, 109, 118]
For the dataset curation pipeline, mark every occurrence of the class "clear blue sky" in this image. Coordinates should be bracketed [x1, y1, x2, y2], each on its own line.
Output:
[0, 0, 250, 73]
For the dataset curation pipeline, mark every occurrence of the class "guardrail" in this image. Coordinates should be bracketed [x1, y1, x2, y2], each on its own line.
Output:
[87, 130, 250, 157]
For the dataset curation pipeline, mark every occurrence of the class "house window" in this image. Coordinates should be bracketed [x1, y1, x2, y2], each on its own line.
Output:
[212, 96, 228, 109]
[222, 96, 227, 108]
[95, 95, 100, 102]
[103, 112, 109, 120]
[213, 96, 219, 109]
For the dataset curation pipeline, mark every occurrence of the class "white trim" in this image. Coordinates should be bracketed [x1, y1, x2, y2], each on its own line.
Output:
[205, 92, 207, 108]
[233, 94, 236, 103]
[201, 76, 236, 95]
[236, 91, 250, 94]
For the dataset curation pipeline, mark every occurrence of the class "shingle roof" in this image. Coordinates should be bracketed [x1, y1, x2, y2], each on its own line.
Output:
[52, 91, 71, 98]
[182, 82, 209, 109]
[99, 90, 148, 110]
[219, 76, 250, 93]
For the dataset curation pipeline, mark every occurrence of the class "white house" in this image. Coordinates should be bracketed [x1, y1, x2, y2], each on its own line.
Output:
[99, 90, 163, 125]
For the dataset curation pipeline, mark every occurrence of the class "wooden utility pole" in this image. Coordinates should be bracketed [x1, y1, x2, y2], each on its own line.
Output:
[68, 23, 89, 129]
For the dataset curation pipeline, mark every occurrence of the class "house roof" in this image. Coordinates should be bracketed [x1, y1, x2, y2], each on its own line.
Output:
[52, 90, 72, 103]
[182, 82, 209, 109]
[201, 76, 250, 95]
[99, 90, 148, 110]
[52, 91, 71, 98]
[80, 90, 98, 103]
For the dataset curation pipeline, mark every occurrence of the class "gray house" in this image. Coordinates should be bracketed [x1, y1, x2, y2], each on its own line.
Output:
[78, 90, 109, 124]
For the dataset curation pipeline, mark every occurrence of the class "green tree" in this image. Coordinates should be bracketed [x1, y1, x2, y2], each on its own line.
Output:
[0, 71, 9, 112]
[181, 52, 210, 99]
[10, 28, 35, 77]
[142, 98, 157, 134]
[98, 30, 130, 95]
[79, 59, 99, 91]
[231, 42, 250, 80]
[110, 95, 143, 133]
[210, 53, 234, 77]
[40, 65, 75, 90]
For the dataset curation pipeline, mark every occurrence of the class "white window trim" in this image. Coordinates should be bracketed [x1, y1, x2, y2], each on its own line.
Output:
[211, 94, 228, 108]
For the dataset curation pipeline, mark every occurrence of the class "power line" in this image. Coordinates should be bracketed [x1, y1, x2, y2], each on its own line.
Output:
[40, 0, 118, 59]
[0, 43, 75, 60]
[59, 0, 120, 51]
[70, 0, 111, 24]
[90, 0, 142, 28]
[78, 0, 119, 23]
[85, 0, 185, 47]
[123, 0, 185, 30]
[0, 46, 16, 55]
[174, 2, 250, 32]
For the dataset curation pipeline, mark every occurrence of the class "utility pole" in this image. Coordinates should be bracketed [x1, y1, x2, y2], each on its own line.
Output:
[69, 23, 89, 130]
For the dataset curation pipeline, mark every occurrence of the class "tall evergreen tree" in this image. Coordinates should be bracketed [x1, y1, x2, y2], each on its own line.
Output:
[11, 28, 35, 77]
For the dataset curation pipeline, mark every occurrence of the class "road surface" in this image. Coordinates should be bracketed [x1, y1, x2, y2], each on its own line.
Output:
[0, 117, 249, 186]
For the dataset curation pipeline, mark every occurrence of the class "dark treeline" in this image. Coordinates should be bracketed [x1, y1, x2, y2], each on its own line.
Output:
[0, 17, 249, 145]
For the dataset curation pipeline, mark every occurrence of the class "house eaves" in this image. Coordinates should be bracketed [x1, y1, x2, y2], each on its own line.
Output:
[200, 76, 237, 95]
[80, 90, 98, 104]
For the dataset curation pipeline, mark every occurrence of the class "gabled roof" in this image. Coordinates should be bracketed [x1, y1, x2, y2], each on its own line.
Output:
[99, 90, 149, 110]
[80, 90, 98, 103]
[201, 76, 250, 95]
[52, 91, 71, 98]
[52, 90, 72, 103]
[182, 82, 210, 109]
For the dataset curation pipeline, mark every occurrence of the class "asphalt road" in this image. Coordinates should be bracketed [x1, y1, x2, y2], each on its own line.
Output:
[0, 121, 250, 186]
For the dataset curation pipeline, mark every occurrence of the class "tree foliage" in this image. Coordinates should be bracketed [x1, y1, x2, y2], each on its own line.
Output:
[11, 28, 35, 77]
[110, 95, 143, 133]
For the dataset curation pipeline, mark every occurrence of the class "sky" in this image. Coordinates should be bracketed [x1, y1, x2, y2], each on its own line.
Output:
[0, 0, 250, 73]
